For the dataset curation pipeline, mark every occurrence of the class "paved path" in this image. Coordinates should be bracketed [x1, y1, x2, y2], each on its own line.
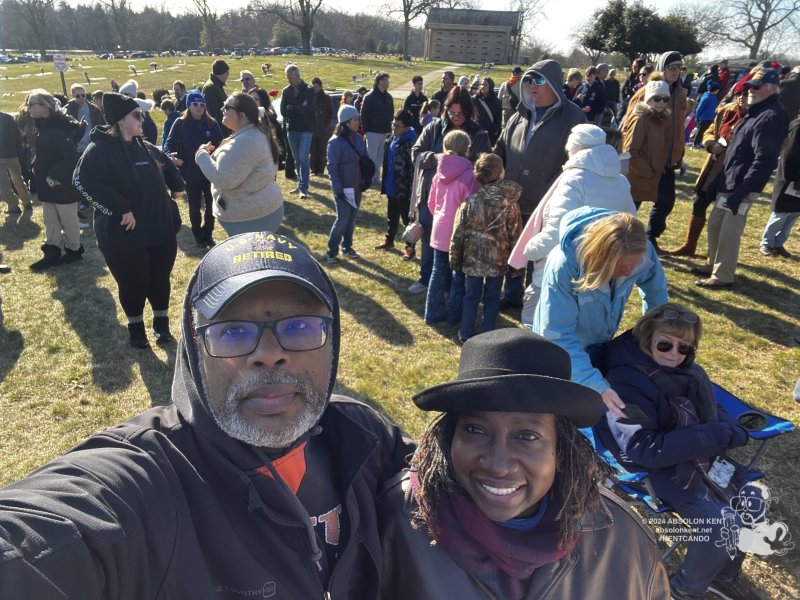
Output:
[389, 63, 465, 98]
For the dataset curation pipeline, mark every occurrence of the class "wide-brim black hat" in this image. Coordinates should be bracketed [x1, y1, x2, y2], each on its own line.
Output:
[413, 329, 604, 428]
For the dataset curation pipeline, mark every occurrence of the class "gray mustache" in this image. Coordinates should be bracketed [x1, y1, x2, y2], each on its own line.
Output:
[228, 369, 314, 401]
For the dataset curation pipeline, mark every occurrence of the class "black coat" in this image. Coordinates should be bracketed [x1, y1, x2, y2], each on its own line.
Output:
[73, 126, 185, 251]
[0, 112, 22, 160]
[772, 118, 800, 213]
[403, 91, 428, 133]
[164, 115, 223, 183]
[281, 80, 316, 132]
[32, 113, 82, 205]
[473, 92, 502, 144]
[361, 86, 394, 134]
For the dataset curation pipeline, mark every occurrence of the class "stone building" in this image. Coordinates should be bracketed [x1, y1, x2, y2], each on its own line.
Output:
[424, 8, 521, 64]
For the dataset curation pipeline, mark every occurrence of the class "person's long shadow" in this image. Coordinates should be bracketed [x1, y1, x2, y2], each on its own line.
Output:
[1, 210, 41, 251]
[49, 245, 173, 401]
[0, 315, 24, 384]
[334, 277, 414, 346]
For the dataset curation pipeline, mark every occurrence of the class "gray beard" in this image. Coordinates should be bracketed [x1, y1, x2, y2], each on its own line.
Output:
[206, 369, 328, 449]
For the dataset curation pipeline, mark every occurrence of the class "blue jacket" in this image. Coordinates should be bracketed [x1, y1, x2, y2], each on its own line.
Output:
[721, 93, 789, 212]
[695, 92, 719, 122]
[161, 112, 179, 148]
[531, 207, 668, 393]
[327, 130, 366, 201]
[597, 330, 748, 507]
[164, 116, 223, 183]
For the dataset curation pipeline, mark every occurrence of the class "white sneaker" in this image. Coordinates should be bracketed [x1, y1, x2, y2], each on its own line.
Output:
[289, 187, 301, 194]
[299, 191, 308, 199]
[408, 281, 427, 294]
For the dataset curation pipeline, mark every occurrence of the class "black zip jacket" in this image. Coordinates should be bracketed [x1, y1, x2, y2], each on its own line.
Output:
[32, 113, 82, 205]
[361, 86, 394, 134]
[73, 125, 185, 251]
[281, 81, 316, 132]
[0, 257, 414, 599]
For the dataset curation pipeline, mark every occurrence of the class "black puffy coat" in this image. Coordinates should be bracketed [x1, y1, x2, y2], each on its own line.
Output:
[32, 113, 82, 205]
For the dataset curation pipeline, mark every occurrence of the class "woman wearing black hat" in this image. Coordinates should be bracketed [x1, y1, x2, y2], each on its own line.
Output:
[378, 328, 669, 600]
[74, 92, 185, 348]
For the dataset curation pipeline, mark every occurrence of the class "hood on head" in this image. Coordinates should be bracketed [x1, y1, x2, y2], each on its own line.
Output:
[171, 235, 341, 456]
[519, 59, 565, 116]
[564, 144, 623, 178]
[435, 153, 474, 183]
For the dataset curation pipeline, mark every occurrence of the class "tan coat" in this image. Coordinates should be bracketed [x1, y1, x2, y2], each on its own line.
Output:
[622, 102, 669, 203]
[693, 100, 745, 194]
[626, 81, 688, 167]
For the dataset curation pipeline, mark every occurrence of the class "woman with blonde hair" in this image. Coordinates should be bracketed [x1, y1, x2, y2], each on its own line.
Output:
[532, 207, 667, 416]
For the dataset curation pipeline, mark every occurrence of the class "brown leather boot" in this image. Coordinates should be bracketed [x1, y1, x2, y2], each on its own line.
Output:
[669, 215, 706, 256]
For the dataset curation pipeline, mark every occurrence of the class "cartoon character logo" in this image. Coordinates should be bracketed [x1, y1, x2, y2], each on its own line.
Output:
[717, 483, 794, 558]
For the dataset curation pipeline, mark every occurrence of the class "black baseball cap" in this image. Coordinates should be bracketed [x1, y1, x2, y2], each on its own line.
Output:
[191, 232, 334, 320]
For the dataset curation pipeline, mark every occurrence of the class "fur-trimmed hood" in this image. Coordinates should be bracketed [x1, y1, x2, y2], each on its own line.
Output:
[631, 101, 670, 121]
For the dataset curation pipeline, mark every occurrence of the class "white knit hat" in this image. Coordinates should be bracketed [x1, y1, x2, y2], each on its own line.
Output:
[119, 79, 139, 97]
[644, 80, 671, 103]
[565, 124, 606, 156]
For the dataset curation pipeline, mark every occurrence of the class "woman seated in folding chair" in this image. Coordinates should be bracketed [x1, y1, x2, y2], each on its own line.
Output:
[598, 303, 758, 600]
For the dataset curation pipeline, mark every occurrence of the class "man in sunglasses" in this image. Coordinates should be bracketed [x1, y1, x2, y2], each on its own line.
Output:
[239, 70, 256, 93]
[494, 59, 586, 312]
[0, 231, 414, 598]
[696, 67, 789, 289]
[624, 51, 688, 254]
[64, 83, 105, 153]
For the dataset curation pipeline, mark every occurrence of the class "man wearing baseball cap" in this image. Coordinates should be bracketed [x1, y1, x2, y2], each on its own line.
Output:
[695, 67, 789, 288]
[0, 232, 414, 598]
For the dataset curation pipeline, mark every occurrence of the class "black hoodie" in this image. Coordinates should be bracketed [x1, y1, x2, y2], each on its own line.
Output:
[73, 125, 185, 251]
[32, 112, 82, 205]
[0, 258, 414, 599]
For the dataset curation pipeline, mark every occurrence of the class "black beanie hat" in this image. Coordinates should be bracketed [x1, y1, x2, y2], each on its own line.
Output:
[102, 92, 140, 125]
[212, 59, 230, 76]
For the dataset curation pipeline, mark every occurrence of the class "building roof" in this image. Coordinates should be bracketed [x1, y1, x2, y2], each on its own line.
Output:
[425, 8, 521, 30]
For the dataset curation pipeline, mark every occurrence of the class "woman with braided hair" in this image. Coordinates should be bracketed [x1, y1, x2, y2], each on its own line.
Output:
[73, 92, 185, 348]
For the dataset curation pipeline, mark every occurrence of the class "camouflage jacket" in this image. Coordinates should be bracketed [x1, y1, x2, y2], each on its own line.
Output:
[450, 180, 522, 278]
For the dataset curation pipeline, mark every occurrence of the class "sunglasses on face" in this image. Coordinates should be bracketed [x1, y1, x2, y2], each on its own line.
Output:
[190, 101, 206, 108]
[196, 316, 332, 358]
[748, 84, 763, 91]
[130, 111, 144, 121]
[666, 63, 682, 71]
[447, 111, 465, 119]
[655, 339, 696, 355]
[651, 96, 670, 103]
[658, 308, 699, 324]
[74, 93, 86, 98]
[222, 104, 237, 112]
[523, 75, 547, 86]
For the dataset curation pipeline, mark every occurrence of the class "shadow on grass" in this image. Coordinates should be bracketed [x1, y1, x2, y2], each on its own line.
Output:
[0, 322, 23, 383]
[1, 210, 41, 251]
[176, 223, 213, 260]
[49, 248, 174, 401]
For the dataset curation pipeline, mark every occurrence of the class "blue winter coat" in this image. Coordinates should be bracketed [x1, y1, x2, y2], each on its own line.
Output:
[327, 130, 366, 202]
[164, 115, 223, 183]
[531, 206, 668, 394]
[695, 92, 719, 122]
[597, 330, 749, 507]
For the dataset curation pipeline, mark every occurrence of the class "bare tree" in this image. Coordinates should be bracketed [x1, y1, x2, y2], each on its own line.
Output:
[192, 0, 222, 50]
[386, 0, 435, 60]
[13, 0, 55, 59]
[255, 0, 324, 54]
[511, 0, 547, 65]
[99, 0, 130, 51]
[698, 0, 800, 59]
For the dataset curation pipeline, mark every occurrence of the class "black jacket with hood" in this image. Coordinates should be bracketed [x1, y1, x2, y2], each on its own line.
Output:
[494, 60, 587, 216]
[0, 258, 414, 599]
[73, 125, 185, 251]
[32, 112, 83, 205]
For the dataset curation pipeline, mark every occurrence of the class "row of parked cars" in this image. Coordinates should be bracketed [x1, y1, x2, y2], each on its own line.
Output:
[0, 53, 67, 64]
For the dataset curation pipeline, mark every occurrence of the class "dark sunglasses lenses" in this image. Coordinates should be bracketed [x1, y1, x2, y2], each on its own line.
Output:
[131, 111, 144, 121]
[190, 101, 206, 108]
[74, 94, 86, 98]
[656, 340, 695, 355]
[652, 96, 670, 103]
[524, 75, 546, 85]
[667, 63, 682, 71]
[447, 111, 465, 118]
[749, 84, 762, 91]
[202, 317, 330, 357]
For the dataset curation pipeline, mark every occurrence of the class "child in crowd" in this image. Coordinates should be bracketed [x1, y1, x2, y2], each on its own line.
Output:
[424, 129, 479, 324]
[419, 99, 440, 128]
[160, 99, 178, 148]
[377, 109, 417, 258]
[449, 153, 521, 343]
[693, 81, 720, 148]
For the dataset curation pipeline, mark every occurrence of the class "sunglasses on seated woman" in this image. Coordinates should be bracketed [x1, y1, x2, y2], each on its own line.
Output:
[658, 308, 699, 323]
[655, 340, 695, 355]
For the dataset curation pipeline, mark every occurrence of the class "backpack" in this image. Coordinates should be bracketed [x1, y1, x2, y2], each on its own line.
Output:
[345, 135, 375, 191]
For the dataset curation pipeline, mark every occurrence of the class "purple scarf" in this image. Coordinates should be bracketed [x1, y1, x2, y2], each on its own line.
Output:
[411, 473, 572, 600]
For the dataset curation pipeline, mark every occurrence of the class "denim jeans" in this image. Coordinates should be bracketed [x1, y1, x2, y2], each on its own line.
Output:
[647, 166, 676, 240]
[670, 496, 746, 595]
[328, 194, 359, 257]
[460, 275, 503, 340]
[417, 201, 434, 286]
[287, 131, 312, 193]
[425, 249, 454, 323]
[761, 211, 800, 249]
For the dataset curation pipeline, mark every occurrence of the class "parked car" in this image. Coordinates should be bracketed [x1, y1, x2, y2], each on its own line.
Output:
[186, 49, 206, 56]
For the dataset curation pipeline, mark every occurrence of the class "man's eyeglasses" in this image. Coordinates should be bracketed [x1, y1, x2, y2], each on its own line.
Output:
[190, 101, 206, 108]
[666, 63, 682, 71]
[523, 75, 546, 86]
[447, 111, 465, 119]
[74, 93, 86, 98]
[655, 340, 695, 355]
[658, 308, 699, 323]
[196, 316, 332, 358]
[651, 96, 670, 103]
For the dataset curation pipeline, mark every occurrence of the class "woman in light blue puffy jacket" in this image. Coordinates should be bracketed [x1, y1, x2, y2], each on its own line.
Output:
[532, 207, 668, 417]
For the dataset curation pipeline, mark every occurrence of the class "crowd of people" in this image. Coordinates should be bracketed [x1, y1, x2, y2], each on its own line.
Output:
[1, 49, 799, 599]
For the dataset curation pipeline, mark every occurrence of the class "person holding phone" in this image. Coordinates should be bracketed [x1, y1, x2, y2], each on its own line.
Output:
[596, 303, 757, 600]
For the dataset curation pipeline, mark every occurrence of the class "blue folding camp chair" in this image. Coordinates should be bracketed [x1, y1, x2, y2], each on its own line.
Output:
[582, 382, 795, 560]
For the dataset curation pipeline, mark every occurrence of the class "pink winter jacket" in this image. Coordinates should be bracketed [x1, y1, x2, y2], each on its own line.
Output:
[427, 153, 479, 252]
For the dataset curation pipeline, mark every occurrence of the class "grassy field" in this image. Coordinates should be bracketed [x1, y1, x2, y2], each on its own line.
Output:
[1, 56, 799, 598]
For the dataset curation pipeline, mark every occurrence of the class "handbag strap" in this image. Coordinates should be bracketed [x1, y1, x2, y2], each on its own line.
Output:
[344, 133, 365, 158]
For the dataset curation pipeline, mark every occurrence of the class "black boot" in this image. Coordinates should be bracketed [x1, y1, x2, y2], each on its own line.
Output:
[60, 244, 85, 264]
[128, 322, 150, 348]
[203, 230, 215, 247]
[30, 244, 62, 271]
[193, 229, 206, 247]
[152, 316, 174, 344]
